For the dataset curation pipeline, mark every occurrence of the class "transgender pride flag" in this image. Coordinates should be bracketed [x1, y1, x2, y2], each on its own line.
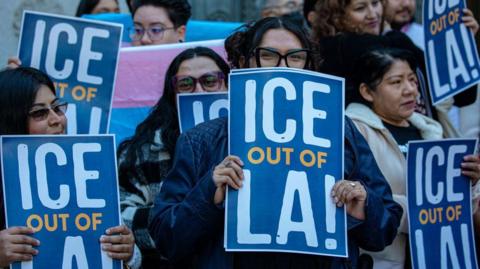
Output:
[110, 40, 227, 146]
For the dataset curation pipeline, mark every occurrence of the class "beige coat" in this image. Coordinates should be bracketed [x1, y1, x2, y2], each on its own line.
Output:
[346, 103, 443, 269]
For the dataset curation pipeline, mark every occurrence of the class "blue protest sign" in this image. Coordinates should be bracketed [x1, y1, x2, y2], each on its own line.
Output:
[407, 139, 478, 269]
[1, 135, 121, 269]
[225, 68, 346, 256]
[177, 92, 228, 133]
[423, 0, 480, 105]
[18, 11, 123, 134]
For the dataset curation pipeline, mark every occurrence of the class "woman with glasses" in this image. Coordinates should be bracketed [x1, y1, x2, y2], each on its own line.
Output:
[117, 46, 229, 268]
[148, 16, 402, 269]
[129, 0, 191, 46]
[0, 67, 138, 268]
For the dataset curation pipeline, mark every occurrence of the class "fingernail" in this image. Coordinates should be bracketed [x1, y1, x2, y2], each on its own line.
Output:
[36, 240, 40, 245]
[100, 235, 106, 241]
[334, 197, 338, 203]
[101, 244, 107, 250]
[106, 229, 111, 234]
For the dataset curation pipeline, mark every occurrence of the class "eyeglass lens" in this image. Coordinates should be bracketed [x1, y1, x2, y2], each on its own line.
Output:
[256, 48, 308, 68]
[174, 72, 224, 93]
[29, 103, 68, 121]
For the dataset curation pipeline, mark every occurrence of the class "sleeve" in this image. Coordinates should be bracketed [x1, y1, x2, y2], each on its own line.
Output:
[126, 244, 142, 269]
[148, 133, 224, 262]
[344, 118, 403, 252]
[120, 184, 157, 250]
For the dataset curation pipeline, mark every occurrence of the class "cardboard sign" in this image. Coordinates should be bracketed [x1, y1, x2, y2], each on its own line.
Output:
[407, 139, 478, 269]
[18, 11, 123, 134]
[177, 92, 228, 133]
[423, 0, 480, 104]
[1, 135, 121, 269]
[226, 68, 346, 256]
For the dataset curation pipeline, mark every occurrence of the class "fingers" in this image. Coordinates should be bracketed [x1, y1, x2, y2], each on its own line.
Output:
[9, 235, 40, 246]
[462, 9, 479, 34]
[105, 225, 131, 235]
[213, 155, 245, 190]
[100, 226, 134, 262]
[6, 57, 21, 69]
[331, 180, 364, 207]
[7, 226, 35, 236]
[9, 244, 38, 256]
[462, 155, 480, 181]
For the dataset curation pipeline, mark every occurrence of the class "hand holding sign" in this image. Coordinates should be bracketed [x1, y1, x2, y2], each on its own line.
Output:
[331, 180, 366, 220]
[461, 154, 480, 181]
[0, 227, 39, 266]
[461, 9, 479, 35]
[100, 225, 135, 261]
[213, 155, 245, 204]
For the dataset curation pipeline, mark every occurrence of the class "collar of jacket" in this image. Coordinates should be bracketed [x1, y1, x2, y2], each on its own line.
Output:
[346, 102, 444, 140]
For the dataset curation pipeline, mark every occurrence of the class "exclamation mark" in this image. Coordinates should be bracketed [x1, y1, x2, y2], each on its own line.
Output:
[324, 175, 337, 250]
[460, 24, 479, 79]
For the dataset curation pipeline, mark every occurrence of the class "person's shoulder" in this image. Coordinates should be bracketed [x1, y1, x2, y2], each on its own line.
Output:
[183, 117, 228, 142]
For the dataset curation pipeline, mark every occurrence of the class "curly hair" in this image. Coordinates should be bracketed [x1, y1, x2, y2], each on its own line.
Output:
[225, 16, 320, 71]
[311, 0, 385, 40]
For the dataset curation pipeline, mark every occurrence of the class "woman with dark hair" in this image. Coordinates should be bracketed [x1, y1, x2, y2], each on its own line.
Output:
[310, 0, 479, 137]
[0, 67, 138, 268]
[75, 0, 120, 17]
[149, 16, 402, 269]
[117, 46, 229, 268]
[346, 48, 480, 269]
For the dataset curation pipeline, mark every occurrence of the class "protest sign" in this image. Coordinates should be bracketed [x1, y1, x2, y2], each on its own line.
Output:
[110, 39, 226, 145]
[407, 138, 478, 269]
[18, 10, 123, 134]
[177, 92, 228, 133]
[423, 0, 480, 104]
[1, 135, 121, 269]
[225, 68, 346, 256]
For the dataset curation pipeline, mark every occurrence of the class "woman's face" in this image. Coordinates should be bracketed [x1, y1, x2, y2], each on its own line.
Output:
[131, 5, 185, 46]
[248, 28, 307, 69]
[172, 56, 227, 94]
[92, 0, 120, 14]
[366, 60, 418, 126]
[344, 0, 383, 35]
[27, 85, 67, 135]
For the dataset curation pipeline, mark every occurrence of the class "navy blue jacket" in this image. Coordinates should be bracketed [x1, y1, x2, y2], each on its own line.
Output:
[149, 117, 402, 269]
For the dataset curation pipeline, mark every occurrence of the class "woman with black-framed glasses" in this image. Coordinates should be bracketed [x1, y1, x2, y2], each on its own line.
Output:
[0, 67, 138, 268]
[117, 46, 229, 268]
[149, 16, 402, 269]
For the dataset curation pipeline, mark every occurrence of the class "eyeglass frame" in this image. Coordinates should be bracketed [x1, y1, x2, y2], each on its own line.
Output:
[129, 24, 176, 41]
[252, 47, 311, 69]
[28, 101, 68, 121]
[172, 71, 226, 93]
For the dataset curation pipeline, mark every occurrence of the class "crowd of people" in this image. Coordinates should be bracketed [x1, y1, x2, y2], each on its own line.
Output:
[0, 0, 479, 268]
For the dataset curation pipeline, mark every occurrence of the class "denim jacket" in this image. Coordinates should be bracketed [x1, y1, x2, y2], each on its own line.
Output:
[149, 117, 402, 269]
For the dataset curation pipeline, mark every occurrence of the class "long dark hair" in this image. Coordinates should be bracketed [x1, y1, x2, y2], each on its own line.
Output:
[0, 67, 56, 135]
[350, 48, 418, 106]
[75, 0, 119, 17]
[225, 16, 320, 71]
[117, 46, 230, 185]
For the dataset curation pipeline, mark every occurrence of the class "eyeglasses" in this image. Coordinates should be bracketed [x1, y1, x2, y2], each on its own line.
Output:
[253, 47, 310, 69]
[129, 25, 175, 41]
[172, 72, 225, 93]
[28, 102, 68, 121]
